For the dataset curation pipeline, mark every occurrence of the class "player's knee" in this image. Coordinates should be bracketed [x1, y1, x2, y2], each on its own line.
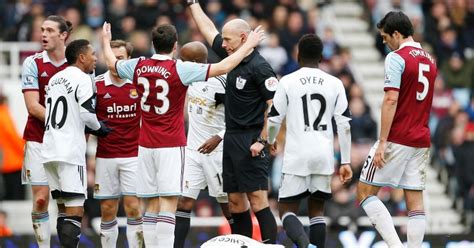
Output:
[34, 197, 49, 210]
[58, 216, 82, 248]
[177, 197, 194, 211]
[100, 202, 117, 217]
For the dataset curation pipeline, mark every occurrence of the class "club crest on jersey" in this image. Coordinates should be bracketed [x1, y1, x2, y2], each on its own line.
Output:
[236, 76, 247, 90]
[129, 89, 139, 99]
[25, 76, 35, 85]
[94, 184, 100, 193]
[384, 74, 391, 85]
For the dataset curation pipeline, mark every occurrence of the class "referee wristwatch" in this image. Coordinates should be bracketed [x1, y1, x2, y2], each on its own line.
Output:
[187, 0, 198, 5]
[257, 137, 268, 146]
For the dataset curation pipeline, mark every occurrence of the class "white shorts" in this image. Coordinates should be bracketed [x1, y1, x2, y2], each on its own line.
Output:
[136, 146, 185, 198]
[44, 161, 87, 207]
[359, 141, 429, 190]
[94, 157, 138, 199]
[21, 141, 48, 185]
[182, 149, 227, 203]
[278, 174, 332, 200]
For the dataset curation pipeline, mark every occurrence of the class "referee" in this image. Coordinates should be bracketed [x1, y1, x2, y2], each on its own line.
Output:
[188, 0, 278, 243]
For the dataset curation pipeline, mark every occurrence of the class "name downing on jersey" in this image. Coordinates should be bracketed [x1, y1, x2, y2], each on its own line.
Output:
[45, 77, 74, 94]
[136, 65, 171, 78]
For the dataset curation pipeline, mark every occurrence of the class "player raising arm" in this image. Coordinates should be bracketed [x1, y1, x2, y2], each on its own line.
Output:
[101, 22, 265, 247]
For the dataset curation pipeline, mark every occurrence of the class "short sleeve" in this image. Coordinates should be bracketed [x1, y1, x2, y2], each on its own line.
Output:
[21, 56, 39, 92]
[384, 52, 405, 91]
[211, 34, 228, 59]
[116, 58, 140, 81]
[268, 78, 288, 124]
[77, 75, 96, 113]
[176, 60, 211, 85]
[255, 62, 278, 101]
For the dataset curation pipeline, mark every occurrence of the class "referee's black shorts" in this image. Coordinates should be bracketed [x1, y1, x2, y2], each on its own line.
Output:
[222, 129, 270, 193]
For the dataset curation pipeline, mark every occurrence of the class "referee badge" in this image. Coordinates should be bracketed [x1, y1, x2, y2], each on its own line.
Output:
[236, 76, 247, 90]
[129, 89, 139, 99]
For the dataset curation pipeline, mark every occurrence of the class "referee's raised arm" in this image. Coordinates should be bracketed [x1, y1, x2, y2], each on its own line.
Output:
[188, 0, 220, 47]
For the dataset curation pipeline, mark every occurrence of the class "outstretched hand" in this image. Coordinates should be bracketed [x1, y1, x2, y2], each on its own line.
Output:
[246, 25, 266, 48]
[102, 22, 112, 42]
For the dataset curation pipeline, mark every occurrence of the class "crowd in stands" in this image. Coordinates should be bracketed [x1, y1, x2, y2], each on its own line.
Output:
[0, 0, 473, 234]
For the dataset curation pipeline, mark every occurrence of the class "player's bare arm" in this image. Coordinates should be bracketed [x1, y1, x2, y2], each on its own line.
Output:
[374, 90, 399, 168]
[101, 22, 117, 75]
[24, 91, 46, 122]
[198, 135, 222, 154]
[187, 1, 220, 46]
[208, 26, 265, 77]
[250, 99, 272, 157]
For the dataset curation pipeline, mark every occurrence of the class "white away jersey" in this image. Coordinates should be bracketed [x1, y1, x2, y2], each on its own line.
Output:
[187, 75, 226, 151]
[269, 67, 350, 176]
[42, 66, 96, 166]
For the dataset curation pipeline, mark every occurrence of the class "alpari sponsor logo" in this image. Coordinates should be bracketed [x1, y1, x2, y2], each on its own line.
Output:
[107, 102, 138, 119]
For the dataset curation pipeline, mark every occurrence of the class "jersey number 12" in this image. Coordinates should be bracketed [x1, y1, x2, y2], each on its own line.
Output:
[301, 93, 327, 131]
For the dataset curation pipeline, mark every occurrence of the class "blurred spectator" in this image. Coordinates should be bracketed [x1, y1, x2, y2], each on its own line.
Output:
[133, 0, 160, 31]
[105, 0, 130, 39]
[259, 33, 288, 75]
[465, 95, 474, 122]
[206, 0, 227, 29]
[432, 102, 461, 168]
[279, 10, 306, 56]
[129, 30, 152, 57]
[85, 0, 104, 29]
[423, 1, 450, 51]
[453, 118, 474, 212]
[0, 210, 13, 237]
[0, 93, 25, 200]
[63, 6, 94, 42]
[430, 75, 455, 132]
[349, 97, 377, 144]
[440, 54, 473, 108]
[271, 5, 288, 32]
[432, 75, 455, 120]
[322, 26, 340, 61]
[281, 44, 299, 75]
[436, 27, 464, 66]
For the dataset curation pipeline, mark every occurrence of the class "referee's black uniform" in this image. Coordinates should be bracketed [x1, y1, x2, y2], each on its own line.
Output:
[211, 34, 277, 193]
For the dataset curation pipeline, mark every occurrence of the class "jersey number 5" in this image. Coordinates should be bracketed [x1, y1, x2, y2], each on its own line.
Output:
[301, 93, 327, 131]
[45, 96, 67, 130]
[138, 77, 170, 114]
[417, 63, 430, 101]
